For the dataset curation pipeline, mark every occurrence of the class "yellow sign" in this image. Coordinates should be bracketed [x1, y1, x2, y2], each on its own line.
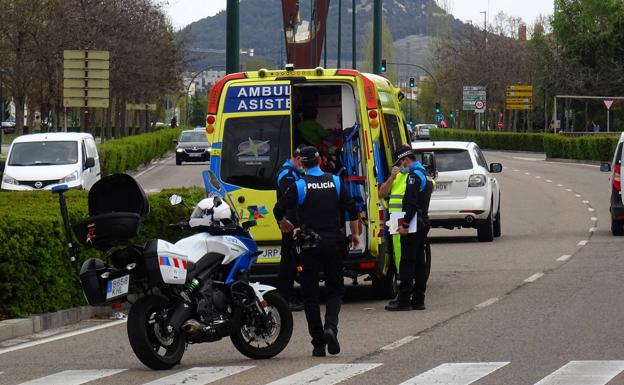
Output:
[506, 98, 532, 104]
[506, 91, 533, 97]
[64, 89, 109, 98]
[126, 103, 157, 111]
[63, 59, 110, 70]
[63, 50, 110, 61]
[506, 85, 533, 92]
[506, 104, 533, 110]
[64, 69, 110, 80]
[64, 98, 110, 108]
[63, 79, 110, 89]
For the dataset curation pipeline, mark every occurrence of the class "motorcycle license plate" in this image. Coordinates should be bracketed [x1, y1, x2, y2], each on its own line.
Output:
[106, 275, 130, 300]
[257, 246, 281, 261]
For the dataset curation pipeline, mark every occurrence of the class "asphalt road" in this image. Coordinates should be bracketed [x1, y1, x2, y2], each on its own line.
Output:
[1, 151, 623, 385]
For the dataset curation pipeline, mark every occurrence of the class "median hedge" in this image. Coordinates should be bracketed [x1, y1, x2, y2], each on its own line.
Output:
[429, 129, 619, 161]
[97, 128, 182, 175]
[0, 187, 204, 318]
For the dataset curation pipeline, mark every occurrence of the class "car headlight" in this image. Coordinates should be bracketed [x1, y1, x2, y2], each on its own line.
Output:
[61, 171, 79, 183]
[468, 174, 486, 187]
[176, 148, 184, 153]
[2, 174, 18, 185]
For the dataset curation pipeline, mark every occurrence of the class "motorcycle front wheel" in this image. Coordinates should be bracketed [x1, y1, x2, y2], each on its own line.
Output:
[127, 295, 186, 370]
[230, 291, 293, 359]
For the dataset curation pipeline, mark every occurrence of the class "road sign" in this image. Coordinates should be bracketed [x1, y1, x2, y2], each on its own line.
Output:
[126, 103, 157, 111]
[64, 98, 110, 108]
[63, 79, 110, 89]
[64, 50, 110, 60]
[604, 100, 614, 110]
[506, 98, 532, 104]
[64, 69, 110, 80]
[463, 86, 486, 111]
[505, 85, 533, 92]
[505, 91, 533, 97]
[64, 89, 110, 98]
[63, 59, 110, 70]
[505, 84, 533, 110]
[506, 104, 532, 110]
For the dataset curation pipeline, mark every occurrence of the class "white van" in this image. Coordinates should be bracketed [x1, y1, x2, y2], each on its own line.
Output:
[1, 133, 101, 191]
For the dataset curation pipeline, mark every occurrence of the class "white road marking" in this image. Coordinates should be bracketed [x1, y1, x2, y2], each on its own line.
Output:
[583, 200, 590, 204]
[534, 360, 624, 385]
[591, 217, 598, 221]
[144, 188, 162, 194]
[513, 169, 519, 172]
[557, 255, 572, 262]
[0, 320, 127, 356]
[398, 362, 510, 385]
[381, 336, 420, 351]
[590, 227, 597, 232]
[525, 172, 531, 175]
[546, 179, 553, 183]
[535, 176, 541, 179]
[143, 366, 253, 385]
[566, 188, 573, 192]
[524, 272, 544, 283]
[557, 184, 564, 187]
[475, 297, 499, 309]
[266, 364, 381, 385]
[512, 156, 542, 161]
[135, 165, 156, 178]
[18, 369, 126, 385]
[575, 194, 582, 197]
[588, 207, 596, 212]
[577, 240, 588, 246]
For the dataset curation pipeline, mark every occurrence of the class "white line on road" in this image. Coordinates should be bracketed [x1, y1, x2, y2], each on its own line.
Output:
[557, 255, 572, 262]
[524, 272, 545, 283]
[535, 176, 541, 179]
[588, 207, 596, 212]
[512, 156, 542, 161]
[265, 364, 382, 385]
[525, 172, 531, 175]
[381, 336, 420, 351]
[566, 188, 573, 192]
[534, 360, 624, 385]
[577, 240, 588, 246]
[557, 184, 563, 187]
[591, 217, 598, 221]
[398, 362, 510, 385]
[143, 366, 254, 385]
[475, 298, 499, 309]
[583, 200, 590, 204]
[135, 165, 156, 178]
[513, 169, 519, 172]
[546, 179, 553, 183]
[575, 194, 582, 197]
[18, 369, 126, 385]
[590, 227, 598, 232]
[0, 320, 126, 355]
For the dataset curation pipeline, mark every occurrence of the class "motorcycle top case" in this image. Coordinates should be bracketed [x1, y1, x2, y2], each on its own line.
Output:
[144, 239, 188, 286]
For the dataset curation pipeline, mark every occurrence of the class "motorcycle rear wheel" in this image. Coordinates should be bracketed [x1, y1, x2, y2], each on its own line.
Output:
[127, 295, 186, 370]
[230, 291, 293, 359]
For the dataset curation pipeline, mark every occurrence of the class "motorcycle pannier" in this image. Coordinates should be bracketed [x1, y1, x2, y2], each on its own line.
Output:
[79, 258, 130, 305]
[144, 239, 188, 286]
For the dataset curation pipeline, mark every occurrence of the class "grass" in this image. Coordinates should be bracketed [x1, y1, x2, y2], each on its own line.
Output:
[1, 132, 17, 145]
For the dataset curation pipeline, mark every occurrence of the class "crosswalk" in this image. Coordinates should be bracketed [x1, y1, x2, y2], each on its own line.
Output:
[6, 361, 624, 385]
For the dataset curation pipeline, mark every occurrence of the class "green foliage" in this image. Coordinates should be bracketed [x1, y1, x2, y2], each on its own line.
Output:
[190, 96, 208, 128]
[0, 188, 204, 318]
[429, 129, 546, 152]
[543, 135, 618, 161]
[97, 128, 182, 175]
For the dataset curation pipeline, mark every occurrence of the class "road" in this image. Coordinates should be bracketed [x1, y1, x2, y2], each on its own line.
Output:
[1, 151, 623, 385]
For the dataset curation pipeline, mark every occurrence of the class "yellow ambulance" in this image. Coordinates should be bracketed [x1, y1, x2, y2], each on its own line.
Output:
[205, 67, 410, 298]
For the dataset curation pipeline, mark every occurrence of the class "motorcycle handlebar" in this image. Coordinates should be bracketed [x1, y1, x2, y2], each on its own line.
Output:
[168, 221, 190, 231]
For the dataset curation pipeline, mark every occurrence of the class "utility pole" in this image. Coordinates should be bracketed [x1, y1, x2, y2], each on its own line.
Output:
[337, 0, 342, 68]
[226, 0, 240, 74]
[352, 0, 356, 69]
[373, 0, 382, 74]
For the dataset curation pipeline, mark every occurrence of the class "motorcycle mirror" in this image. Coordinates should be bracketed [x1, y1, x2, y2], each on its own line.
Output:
[242, 220, 257, 230]
[169, 194, 183, 206]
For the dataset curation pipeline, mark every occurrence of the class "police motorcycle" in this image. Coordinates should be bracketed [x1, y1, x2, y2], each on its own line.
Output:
[52, 172, 293, 370]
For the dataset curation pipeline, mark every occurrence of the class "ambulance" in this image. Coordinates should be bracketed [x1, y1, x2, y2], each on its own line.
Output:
[205, 66, 411, 299]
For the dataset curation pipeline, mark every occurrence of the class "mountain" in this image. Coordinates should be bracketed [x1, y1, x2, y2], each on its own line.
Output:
[181, 0, 466, 72]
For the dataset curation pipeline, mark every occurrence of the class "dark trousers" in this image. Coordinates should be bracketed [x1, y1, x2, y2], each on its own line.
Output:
[398, 228, 429, 305]
[299, 233, 344, 348]
[277, 233, 298, 303]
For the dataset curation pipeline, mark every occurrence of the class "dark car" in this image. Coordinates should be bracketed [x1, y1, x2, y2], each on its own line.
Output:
[175, 130, 210, 165]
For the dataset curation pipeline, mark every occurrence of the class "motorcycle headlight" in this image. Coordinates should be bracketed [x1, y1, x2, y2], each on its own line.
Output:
[2, 174, 18, 185]
[61, 171, 79, 183]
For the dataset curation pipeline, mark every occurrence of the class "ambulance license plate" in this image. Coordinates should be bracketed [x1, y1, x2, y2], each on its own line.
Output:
[106, 275, 130, 300]
[258, 246, 281, 260]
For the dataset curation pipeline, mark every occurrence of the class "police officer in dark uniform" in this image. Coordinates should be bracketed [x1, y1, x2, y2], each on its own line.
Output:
[385, 145, 433, 311]
[275, 145, 306, 312]
[274, 146, 360, 357]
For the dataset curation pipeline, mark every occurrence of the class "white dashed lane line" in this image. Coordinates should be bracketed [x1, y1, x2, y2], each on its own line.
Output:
[577, 240, 589, 246]
[591, 217, 598, 221]
[546, 179, 553, 183]
[380, 336, 420, 351]
[588, 207, 596, 212]
[557, 255, 572, 262]
[590, 227, 597, 232]
[583, 200, 590, 204]
[557, 184, 564, 187]
[475, 298, 500, 309]
[524, 272, 545, 283]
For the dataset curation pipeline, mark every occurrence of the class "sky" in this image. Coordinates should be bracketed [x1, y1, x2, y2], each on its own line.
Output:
[164, 0, 554, 29]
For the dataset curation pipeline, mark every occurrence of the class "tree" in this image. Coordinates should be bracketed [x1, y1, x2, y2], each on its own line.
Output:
[360, 19, 397, 82]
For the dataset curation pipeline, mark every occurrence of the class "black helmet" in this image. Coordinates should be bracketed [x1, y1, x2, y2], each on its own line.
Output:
[299, 146, 320, 163]
[294, 144, 307, 157]
[393, 144, 414, 166]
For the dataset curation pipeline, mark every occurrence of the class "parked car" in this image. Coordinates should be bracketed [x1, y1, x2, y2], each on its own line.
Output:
[412, 141, 503, 242]
[1, 132, 101, 191]
[174, 129, 210, 165]
[413, 124, 438, 140]
[1, 119, 16, 134]
[600, 132, 624, 235]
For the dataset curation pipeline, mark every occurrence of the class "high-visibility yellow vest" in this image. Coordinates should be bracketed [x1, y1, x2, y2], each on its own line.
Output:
[388, 172, 408, 213]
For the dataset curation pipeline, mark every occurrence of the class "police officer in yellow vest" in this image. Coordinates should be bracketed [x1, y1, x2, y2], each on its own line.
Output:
[379, 155, 408, 273]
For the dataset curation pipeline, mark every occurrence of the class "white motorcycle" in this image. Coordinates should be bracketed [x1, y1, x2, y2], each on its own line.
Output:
[53, 171, 293, 370]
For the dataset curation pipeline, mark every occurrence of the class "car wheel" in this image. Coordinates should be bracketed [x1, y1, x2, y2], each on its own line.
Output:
[493, 200, 501, 238]
[611, 218, 624, 236]
[477, 207, 494, 242]
[175, 157, 181, 166]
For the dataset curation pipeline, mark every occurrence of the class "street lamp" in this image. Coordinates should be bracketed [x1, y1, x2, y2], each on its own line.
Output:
[184, 65, 226, 126]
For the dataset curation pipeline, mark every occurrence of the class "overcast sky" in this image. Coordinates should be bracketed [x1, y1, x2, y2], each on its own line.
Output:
[164, 0, 554, 29]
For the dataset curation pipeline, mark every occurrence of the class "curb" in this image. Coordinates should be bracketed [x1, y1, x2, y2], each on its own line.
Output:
[0, 305, 112, 343]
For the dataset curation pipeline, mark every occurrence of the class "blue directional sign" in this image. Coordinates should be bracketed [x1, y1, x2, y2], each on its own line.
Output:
[435, 113, 444, 124]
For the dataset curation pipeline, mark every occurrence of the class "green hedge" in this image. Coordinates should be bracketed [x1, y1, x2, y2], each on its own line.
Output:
[543, 135, 618, 161]
[0, 187, 204, 318]
[429, 129, 546, 152]
[97, 128, 182, 175]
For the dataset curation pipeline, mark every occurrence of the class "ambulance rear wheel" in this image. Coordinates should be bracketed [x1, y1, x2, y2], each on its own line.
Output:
[372, 268, 398, 300]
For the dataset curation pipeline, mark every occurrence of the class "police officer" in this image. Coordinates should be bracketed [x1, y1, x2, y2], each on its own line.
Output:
[274, 146, 360, 357]
[275, 145, 306, 312]
[385, 146, 433, 311]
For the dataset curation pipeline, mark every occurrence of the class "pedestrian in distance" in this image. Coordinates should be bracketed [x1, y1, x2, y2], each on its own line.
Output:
[170, 116, 178, 128]
[273, 146, 360, 357]
[385, 145, 434, 312]
[274, 144, 307, 312]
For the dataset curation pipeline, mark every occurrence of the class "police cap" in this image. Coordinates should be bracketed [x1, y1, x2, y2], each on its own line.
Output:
[299, 146, 320, 163]
[393, 144, 414, 166]
[294, 144, 307, 157]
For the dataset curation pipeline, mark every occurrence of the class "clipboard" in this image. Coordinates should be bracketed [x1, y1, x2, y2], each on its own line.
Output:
[386, 212, 417, 234]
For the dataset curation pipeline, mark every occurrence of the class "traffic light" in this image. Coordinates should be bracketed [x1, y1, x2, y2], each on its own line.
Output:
[381, 59, 387, 73]
[409, 77, 415, 88]
[435, 102, 441, 114]
[449, 110, 455, 118]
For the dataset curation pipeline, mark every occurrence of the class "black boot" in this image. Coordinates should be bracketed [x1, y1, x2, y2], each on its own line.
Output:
[385, 301, 412, 311]
[312, 345, 326, 357]
[323, 328, 341, 355]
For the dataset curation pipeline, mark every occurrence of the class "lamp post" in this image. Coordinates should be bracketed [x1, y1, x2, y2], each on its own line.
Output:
[184, 65, 226, 126]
